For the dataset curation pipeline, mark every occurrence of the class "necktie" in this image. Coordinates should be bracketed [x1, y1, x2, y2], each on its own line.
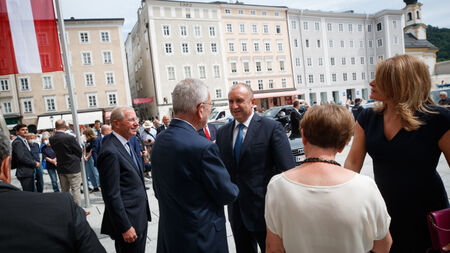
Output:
[234, 123, 245, 163]
[204, 126, 211, 141]
[126, 142, 139, 169]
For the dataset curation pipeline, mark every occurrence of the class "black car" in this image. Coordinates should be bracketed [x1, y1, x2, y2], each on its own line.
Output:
[289, 137, 305, 166]
[261, 105, 298, 132]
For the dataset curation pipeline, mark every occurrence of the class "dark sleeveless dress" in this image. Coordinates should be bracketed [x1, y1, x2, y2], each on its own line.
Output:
[357, 106, 449, 252]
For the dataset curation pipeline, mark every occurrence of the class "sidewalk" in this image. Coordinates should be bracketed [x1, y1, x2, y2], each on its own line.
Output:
[9, 141, 450, 252]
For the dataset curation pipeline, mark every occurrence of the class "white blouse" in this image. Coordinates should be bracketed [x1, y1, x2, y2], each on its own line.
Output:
[265, 173, 391, 253]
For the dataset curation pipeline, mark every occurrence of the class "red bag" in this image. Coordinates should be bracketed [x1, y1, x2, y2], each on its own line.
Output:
[427, 208, 450, 253]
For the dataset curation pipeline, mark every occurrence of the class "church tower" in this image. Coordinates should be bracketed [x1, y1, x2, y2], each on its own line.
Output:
[403, 0, 427, 39]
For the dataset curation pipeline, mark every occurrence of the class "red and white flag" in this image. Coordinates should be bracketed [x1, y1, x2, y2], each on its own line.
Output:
[0, 0, 62, 75]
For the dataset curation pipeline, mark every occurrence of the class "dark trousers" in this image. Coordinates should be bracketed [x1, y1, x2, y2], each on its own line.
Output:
[230, 210, 266, 253]
[18, 177, 34, 192]
[114, 230, 147, 253]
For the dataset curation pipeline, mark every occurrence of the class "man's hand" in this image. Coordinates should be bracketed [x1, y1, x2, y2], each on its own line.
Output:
[122, 226, 138, 243]
[35, 162, 40, 168]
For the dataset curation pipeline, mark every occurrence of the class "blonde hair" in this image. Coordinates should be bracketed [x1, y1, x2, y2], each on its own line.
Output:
[374, 54, 435, 131]
[300, 104, 354, 150]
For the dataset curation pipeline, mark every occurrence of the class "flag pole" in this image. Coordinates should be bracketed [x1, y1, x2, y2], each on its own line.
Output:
[54, 0, 90, 208]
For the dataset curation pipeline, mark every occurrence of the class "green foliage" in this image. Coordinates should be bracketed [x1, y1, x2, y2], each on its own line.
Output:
[427, 25, 450, 62]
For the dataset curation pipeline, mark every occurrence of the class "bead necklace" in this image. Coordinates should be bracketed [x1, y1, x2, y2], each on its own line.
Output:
[300, 157, 341, 167]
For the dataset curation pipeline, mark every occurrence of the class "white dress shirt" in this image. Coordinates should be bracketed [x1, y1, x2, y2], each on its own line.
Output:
[232, 112, 254, 148]
[112, 131, 131, 155]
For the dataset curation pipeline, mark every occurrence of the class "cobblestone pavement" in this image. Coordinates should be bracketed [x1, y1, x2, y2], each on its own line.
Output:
[9, 139, 450, 252]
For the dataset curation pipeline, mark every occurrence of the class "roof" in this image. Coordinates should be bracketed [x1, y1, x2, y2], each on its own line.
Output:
[404, 33, 438, 50]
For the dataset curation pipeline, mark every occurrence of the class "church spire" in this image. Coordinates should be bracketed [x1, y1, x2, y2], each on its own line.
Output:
[403, 0, 426, 40]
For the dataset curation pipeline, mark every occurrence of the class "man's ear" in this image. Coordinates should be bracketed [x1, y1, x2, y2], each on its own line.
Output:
[301, 129, 307, 146]
[0, 156, 11, 184]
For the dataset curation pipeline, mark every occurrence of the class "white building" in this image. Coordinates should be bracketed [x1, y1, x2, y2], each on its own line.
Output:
[127, 0, 228, 119]
[287, 9, 404, 105]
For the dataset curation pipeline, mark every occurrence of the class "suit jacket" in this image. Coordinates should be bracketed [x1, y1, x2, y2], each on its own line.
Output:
[156, 124, 168, 135]
[11, 137, 36, 178]
[0, 182, 105, 253]
[289, 108, 302, 138]
[198, 123, 218, 141]
[151, 119, 238, 253]
[216, 113, 295, 231]
[91, 134, 103, 167]
[49, 131, 82, 174]
[98, 133, 151, 239]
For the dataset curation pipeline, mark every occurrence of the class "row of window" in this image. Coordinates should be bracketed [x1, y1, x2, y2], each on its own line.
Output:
[225, 23, 282, 34]
[227, 40, 285, 53]
[229, 78, 288, 91]
[164, 42, 218, 54]
[0, 72, 116, 92]
[81, 51, 113, 65]
[224, 8, 280, 17]
[296, 72, 375, 85]
[78, 31, 111, 44]
[229, 60, 286, 73]
[291, 21, 389, 32]
[166, 65, 221, 80]
[1, 92, 119, 115]
[295, 38, 390, 49]
[294, 56, 378, 67]
[162, 25, 216, 37]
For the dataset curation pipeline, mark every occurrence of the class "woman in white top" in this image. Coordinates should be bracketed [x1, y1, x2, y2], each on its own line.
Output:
[265, 104, 392, 253]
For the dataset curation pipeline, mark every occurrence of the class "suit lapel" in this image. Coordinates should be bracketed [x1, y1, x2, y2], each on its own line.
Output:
[110, 135, 140, 174]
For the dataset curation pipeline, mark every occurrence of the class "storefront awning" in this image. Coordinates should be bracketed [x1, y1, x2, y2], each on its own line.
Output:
[37, 111, 103, 130]
[254, 90, 303, 99]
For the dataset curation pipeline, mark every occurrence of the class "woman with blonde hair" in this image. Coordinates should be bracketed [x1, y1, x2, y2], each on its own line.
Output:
[345, 54, 450, 252]
[265, 104, 392, 253]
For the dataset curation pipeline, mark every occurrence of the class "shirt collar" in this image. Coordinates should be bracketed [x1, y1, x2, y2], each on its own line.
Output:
[56, 130, 66, 133]
[112, 131, 128, 146]
[174, 118, 196, 131]
[234, 112, 254, 129]
[17, 135, 27, 143]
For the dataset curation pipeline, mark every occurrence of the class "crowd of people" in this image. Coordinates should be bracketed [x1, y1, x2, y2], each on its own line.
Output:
[0, 54, 449, 253]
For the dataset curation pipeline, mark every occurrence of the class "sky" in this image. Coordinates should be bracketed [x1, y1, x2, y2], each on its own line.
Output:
[61, 0, 450, 39]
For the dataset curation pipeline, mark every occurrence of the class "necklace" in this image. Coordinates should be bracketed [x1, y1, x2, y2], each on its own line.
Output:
[300, 157, 341, 167]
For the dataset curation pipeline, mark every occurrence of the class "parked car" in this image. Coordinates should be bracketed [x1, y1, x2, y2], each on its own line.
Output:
[208, 119, 230, 130]
[261, 105, 297, 132]
[289, 137, 305, 166]
[208, 107, 232, 122]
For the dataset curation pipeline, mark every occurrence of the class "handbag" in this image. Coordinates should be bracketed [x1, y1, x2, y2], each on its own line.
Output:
[427, 208, 450, 253]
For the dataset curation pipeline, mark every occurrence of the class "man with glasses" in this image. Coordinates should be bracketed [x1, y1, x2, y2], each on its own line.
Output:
[151, 79, 238, 252]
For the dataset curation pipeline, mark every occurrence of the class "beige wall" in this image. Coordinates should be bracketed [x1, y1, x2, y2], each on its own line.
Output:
[221, 5, 294, 92]
[4, 19, 131, 127]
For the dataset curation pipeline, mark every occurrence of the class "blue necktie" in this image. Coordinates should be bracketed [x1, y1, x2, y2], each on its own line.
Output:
[126, 142, 139, 169]
[234, 123, 245, 163]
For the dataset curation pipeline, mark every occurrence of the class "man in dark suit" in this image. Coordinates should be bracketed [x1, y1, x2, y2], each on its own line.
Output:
[11, 124, 39, 192]
[98, 106, 151, 253]
[289, 101, 303, 139]
[50, 120, 83, 206]
[0, 132, 106, 253]
[198, 122, 218, 141]
[216, 83, 295, 253]
[91, 124, 112, 167]
[156, 115, 170, 135]
[152, 79, 239, 253]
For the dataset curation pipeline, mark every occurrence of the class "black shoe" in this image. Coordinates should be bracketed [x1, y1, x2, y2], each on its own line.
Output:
[91, 187, 100, 193]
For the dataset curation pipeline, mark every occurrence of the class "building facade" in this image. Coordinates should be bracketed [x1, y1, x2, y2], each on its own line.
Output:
[0, 18, 131, 131]
[220, 4, 296, 111]
[287, 9, 404, 105]
[129, 0, 228, 119]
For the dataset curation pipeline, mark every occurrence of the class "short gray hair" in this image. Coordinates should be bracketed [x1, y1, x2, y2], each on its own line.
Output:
[110, 106, 135, 130]
[172, 79, 209, 114]
[440, 91, 447, 96]
[0, 132, 11, 162]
